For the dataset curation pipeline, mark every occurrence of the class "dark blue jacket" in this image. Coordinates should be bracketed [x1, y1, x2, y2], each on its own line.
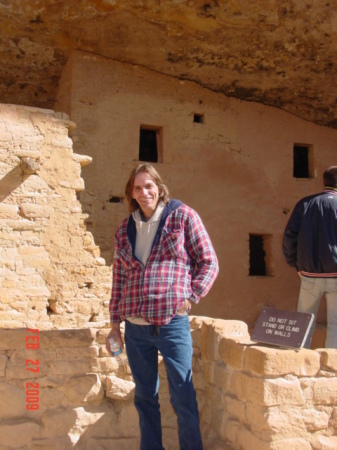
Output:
[282, 189, 337, 274]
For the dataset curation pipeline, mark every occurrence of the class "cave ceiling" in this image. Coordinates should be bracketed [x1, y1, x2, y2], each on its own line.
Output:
[0, 0, 337, 128]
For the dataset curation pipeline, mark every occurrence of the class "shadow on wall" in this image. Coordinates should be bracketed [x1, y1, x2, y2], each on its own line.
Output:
[0, 165, 24, 202]
[0, 156, 40, 201]
[34, 402, 140, 449]
[73, 403, 140, 449]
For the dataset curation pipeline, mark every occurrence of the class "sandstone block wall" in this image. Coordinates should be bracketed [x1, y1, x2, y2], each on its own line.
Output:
[0, 325, 140, 450]
[201, 322, 337, 450]
[1, 318, 337, 450]
[0, 104, 111, 329]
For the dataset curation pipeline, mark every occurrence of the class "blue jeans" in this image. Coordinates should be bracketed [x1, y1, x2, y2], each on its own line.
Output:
[298, 276, 337, 348]
[125, 315, 203, 450]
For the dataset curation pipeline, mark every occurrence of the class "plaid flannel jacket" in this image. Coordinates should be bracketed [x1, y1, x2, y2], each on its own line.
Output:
[110, 200, 219, 326]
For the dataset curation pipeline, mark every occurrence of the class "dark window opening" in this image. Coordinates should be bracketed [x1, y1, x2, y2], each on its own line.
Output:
[293, 145, 312, 178]
[249, 234, 273, 277]
[193, 113, 204, 124]
[249, 235, 266, 276]
[109, 196, 123, 204]
[139, 128, 161, 162]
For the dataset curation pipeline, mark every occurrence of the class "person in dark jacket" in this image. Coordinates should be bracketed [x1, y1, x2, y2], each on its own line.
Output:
[106, 163, 219, 450]
[282, 166, 337, 348]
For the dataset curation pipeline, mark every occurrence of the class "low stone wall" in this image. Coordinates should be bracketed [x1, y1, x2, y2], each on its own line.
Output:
[201, 322, 337, 450]
[1, 318, 337, 450]
[0, 324, 140, 450]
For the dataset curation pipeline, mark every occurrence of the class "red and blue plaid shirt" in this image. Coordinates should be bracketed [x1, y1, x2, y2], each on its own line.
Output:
[110, 200, 219, 326]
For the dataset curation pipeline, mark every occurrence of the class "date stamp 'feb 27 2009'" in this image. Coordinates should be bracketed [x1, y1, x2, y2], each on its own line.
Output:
[26, 328, 40, 410]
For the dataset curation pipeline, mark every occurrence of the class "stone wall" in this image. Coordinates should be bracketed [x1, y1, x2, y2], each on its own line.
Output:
[1, 319, 337, 450]
[0, 104, 111, 329]
[201, 322, 337, 450]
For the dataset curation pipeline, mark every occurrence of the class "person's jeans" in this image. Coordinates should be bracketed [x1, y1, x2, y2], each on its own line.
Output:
[125, 315, 203, 450]
[298, 276, 337, 348]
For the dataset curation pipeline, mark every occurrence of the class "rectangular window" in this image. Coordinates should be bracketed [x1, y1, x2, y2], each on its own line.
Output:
[193, 113, 204, 124]
[249, 234, 273, 276]
[139, 126, 163, 163]
[293, 144, 314, 178]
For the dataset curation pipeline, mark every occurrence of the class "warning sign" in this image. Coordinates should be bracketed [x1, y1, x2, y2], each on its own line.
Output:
[251, 307, 315, 348]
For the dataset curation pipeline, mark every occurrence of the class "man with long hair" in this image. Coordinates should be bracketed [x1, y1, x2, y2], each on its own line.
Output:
[106, 163, 219, 450]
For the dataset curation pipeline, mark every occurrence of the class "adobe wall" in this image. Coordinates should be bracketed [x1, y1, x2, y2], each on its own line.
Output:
[1, 319, 337, 450]
[0, 104, 111, 329]
[55, 50, 337, 329]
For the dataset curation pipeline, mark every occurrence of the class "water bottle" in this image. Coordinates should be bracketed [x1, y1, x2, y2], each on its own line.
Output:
[108, 337, 122, 357]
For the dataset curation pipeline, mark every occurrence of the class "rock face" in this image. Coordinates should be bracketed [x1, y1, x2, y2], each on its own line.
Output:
[0, 0, 336, 128]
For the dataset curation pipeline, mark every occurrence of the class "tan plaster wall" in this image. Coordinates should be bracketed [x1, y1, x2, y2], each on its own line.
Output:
[55, 50, 337, 331]
[1, 319, 337, 450]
